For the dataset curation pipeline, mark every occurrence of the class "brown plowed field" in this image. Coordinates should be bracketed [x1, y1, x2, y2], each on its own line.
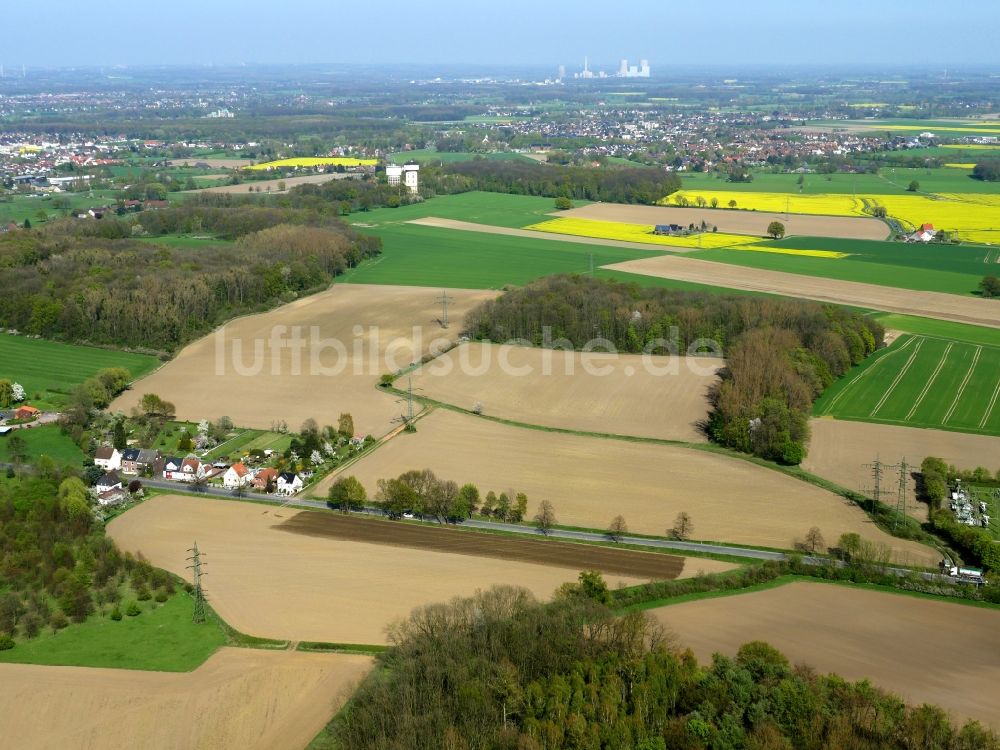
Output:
[0, 648, 372, 750]
[325, 409, 937, 565]
[410, 343, 722, 442]
[602, 255, 1000, 328]
[111, 284, 496, 436]
[276, 511, 695, 580]
[110, 495, 725, 644]
[804, 417, 1000, 521]
[653, 581, 1000, 728]
[188, 172, 358, 194]
[559, 202, 889, 240]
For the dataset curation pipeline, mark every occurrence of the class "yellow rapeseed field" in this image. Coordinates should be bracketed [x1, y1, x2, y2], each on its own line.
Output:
[248, 157, 377, 170]
[666, 190, 1000, 245]
[667, 191, 866, 217]
[524, 218, 761, 248]
[729, 246, 849, 259]
[943, 163, 976, 169]
[943, 144, 1000, 150]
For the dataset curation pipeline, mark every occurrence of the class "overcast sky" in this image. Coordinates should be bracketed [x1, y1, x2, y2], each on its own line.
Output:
[5, 0, 999, 68]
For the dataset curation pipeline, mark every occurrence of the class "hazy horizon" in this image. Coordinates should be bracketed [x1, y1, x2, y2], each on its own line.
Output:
[4, 0, 999, 69]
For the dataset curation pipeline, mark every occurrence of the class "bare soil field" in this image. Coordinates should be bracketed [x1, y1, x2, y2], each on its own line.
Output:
[0, 648, 371, 750]
[276, 511, 712, 580]
[326, 410, 936, 564]
[407, 217, 696, 252]
[410, 343, 722, 441]
[168, 157, 255, 168]
[108, 495, 676, 644]
[603, 256, 1000, 329]
[653, 581, 1000, 728]
[805, 417, 1000, 521]
[111, 284, 496, 436]
[189, 172, 358, 194]
[561, 202, 889, 241]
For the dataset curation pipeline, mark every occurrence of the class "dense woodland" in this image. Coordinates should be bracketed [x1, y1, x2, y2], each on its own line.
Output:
[0, 472, 170, 647]
[435, 161, 682, 204]
[465, 276, 882, 463]
[333, 584, 997, 750]
[0, 202, 381, 352]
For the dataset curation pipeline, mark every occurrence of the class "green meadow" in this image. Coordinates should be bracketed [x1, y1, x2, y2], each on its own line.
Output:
[0, 592, 226, 671]
[0, 336, 160, 410]
[0, 425, 86, 465]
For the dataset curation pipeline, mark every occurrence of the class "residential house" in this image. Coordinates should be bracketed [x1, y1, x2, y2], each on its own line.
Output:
[252, 467, 278, 491]
[14, 405, 40, 420]
[94, 446, 122, 471]
[162, 455, 204, 482]
[907, 223, 936, 243]
[96, 471, 122, 492]
[349, 434, 366, 448]
[121, 448, 160, 475]
[276, 472, 303, 495]
[222, 462, 251, 489]
[97, 487, 128, 506]
[161, 456, 183, 479]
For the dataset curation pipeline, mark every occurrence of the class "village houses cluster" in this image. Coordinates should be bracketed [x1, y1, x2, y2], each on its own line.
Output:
[92, 446, 305, 506]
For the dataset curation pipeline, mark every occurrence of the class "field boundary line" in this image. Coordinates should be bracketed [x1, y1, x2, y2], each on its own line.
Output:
[943, 346, 982, 424]
[979, 376, 1000, 429]
[905, 343, 952, 421]
[870, 338, 924, 417]
[819, 336, 916, 415]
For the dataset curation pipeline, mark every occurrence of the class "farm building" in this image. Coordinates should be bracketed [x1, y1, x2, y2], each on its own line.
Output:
[654, 224, 685, 235]
[13, 405, 40, 420]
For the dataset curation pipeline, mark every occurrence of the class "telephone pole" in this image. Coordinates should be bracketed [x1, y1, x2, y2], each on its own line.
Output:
[186, 542, 207, 624]
[437, 290, 451, 329]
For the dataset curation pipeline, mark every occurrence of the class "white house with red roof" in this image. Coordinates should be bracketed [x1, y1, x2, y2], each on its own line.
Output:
[222, 462, 251, 489]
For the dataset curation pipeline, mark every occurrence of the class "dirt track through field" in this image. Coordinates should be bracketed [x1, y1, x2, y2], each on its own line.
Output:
[654, 581, 1000, 728]
[329, 409, 937, 565]
[111, 284, 496, 436]
[560, 202, 889, 240]
[277, 511, 688, 579]
[110, 495, 709, 644]
[602, 255, 1000, 328]
[0, 648, 371, 750]
[804, 417, 1000, 521]
[411, 343, 722, 442]
[406, 216, 694, 252]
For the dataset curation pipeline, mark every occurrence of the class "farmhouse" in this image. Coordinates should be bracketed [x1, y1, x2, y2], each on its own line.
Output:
[653, 224, 685, 235]
[222, 462, 251, 489]
[907, 223, 937, 242]
[94, 446, 122, 471]
[13, 405, 40, 420]
[276, 472, 303, 496]
[97, 487, 128, 506]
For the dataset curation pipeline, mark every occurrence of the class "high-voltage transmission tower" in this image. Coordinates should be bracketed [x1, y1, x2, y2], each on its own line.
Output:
[895, 458, 909, 532]
[437, 290, 451, 328]
[186, 542, 207, 624]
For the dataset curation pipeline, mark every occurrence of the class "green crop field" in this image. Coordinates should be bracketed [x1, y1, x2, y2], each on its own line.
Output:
[0, 336, 160, 410]
[355, 191, 574, 229]
[0, 592, 226, 671]
[0, 425, 86, 465]
[344, 222, 657, 288]
[870, 314, 1000, 348]
[690, 236, 995, 296]
[814, 334, 1000, 436]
